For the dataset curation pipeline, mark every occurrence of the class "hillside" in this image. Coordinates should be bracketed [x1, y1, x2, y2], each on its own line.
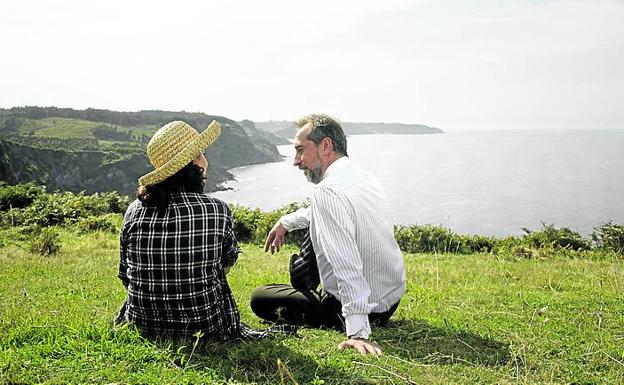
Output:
[0, 107, 284, 194]
[238, 119, 290, 146]
[255, 120, 443, 140]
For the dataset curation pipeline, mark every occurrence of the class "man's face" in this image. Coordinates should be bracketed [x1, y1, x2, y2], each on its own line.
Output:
[293, 125, 323, 184]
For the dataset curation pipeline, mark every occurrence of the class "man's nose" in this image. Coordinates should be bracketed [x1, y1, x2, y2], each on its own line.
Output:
[293, 156, 301, 167]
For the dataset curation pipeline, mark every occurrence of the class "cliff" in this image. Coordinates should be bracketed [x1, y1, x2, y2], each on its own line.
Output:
[0, 107, 284, 195]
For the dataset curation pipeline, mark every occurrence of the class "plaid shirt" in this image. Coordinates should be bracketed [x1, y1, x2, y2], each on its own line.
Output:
[117, 191, 295, 340]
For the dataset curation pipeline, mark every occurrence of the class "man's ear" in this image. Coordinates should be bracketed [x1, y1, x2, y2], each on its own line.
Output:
[321, 137, 334, 154]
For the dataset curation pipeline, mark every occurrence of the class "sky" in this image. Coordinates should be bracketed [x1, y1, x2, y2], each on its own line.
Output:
[1, 0, 623, 130]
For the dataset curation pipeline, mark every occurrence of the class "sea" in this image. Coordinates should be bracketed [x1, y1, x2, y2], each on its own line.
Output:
[212, 129, 624, 237]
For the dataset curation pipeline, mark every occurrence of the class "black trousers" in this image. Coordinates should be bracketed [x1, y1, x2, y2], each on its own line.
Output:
[250, 284, 399, 331]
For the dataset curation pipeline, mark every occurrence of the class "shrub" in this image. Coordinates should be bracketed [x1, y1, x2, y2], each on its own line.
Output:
[394, 224, 474, 254]
[231, 205, 264, 243]
[460, 234, 497, 253]
[0, 182, 45, 211]
[98, 191, 131, 214]
[230, 202, 309, 245]
[29, 227, 61, 256]
[253, 209, 285, 244]
[521, 223, 591, 251]
[592, 222, 624, 255]
[76, 215, 118, 233]
[492, 236, 524, 254]
[10, 190, 130, 227]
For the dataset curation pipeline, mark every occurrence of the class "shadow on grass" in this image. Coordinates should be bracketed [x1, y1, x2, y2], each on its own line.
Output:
[169, 337, 376, 385]
[377, 319, 511, 367]
[144, 317, 511, 384]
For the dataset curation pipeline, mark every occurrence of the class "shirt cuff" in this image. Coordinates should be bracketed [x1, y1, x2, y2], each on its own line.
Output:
[222, 245, 241, 267]
[345, 314, 371, 339]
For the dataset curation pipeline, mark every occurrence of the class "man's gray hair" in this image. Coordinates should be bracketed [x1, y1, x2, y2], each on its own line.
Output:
[296, 114, 348, 157]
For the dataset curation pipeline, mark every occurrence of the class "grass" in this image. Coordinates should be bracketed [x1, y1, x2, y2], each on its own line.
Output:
[1, 225, 623, 384]
[15, 117, 157, 140]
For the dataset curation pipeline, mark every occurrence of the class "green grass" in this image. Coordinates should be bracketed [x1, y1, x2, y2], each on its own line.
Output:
[15, 117, 157, 140]
[19, 118, 102, 138]
[1, 225, 623, 384]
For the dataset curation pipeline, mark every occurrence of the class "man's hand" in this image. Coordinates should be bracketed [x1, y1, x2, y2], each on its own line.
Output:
[337, 338, 383, 355]
[264, 220, 287, 254]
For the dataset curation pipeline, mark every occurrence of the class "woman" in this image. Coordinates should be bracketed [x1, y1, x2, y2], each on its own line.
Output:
[115, 120, 293, 341]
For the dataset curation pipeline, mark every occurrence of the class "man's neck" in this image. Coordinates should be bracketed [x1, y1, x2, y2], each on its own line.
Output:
[320, 153, 345, 180]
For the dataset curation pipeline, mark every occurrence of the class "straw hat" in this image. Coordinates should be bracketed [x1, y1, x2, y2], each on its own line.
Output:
[139, 120, 221, 186]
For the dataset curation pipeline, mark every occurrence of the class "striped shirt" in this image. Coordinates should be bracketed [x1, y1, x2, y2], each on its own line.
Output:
[281, 157, 406, 339]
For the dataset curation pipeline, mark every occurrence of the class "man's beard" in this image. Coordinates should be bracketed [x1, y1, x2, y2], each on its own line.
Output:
[304, 163, 323, 184]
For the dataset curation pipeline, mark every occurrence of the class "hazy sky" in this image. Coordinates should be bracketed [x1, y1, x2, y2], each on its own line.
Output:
[1, 0, 622, 129]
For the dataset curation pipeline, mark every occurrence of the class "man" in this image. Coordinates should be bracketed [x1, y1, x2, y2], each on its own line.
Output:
[250, 114, 406, 355]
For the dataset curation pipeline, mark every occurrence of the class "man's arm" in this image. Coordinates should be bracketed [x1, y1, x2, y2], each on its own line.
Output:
[310, 188, 381, 354]
[264, 207, 310, 254]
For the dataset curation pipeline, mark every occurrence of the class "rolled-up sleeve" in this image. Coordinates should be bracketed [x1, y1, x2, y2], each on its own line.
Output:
[280, 207, 310, 232]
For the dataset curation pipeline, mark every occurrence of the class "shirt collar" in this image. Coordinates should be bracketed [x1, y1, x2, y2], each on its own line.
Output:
[322, 156, 350, 181]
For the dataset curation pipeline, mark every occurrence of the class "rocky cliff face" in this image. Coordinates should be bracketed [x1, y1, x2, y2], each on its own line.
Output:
[0, 140, 144, 194]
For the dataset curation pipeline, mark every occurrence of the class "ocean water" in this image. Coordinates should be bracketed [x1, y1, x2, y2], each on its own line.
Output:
[212, 129, 624, 237]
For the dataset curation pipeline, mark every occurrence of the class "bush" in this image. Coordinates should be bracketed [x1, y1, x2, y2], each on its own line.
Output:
[0, 182, 45, 211]
[394, 224, 479, 254]
[98, 191, 131, 214]
[592, 222, 624, 255]
[521, 223, 591, 252]
[491, 236, 523, 255]
[29, 227, 62, 256]
[460, 234, 497, 253]
[76, 215, 118, 233]
[230, 202, 309, 245]
[9, 190, 130, 227]
[231, 205, 264, 243]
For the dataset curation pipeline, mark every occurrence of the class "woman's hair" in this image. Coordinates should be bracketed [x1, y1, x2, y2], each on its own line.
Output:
[137, 161, 205, 213]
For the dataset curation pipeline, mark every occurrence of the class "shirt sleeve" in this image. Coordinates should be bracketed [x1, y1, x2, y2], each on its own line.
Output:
[310, 187, 374, 339]
[221, 204, 241, 268]
[118, 202, 135, 288]
[280, 206, 311, 232]
[118, 233, 129, 288]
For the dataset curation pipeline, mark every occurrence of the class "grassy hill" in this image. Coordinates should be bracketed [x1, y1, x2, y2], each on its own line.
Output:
[1, 226, 622, 384]
[0, 186, 622, 384]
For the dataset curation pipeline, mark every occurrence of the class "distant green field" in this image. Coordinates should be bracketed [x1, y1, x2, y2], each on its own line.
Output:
[14, 117, 157, 140]
[1, 224, 622, 384]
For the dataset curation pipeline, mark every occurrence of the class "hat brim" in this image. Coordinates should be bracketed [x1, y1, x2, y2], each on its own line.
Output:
[138, 120, 221, 187]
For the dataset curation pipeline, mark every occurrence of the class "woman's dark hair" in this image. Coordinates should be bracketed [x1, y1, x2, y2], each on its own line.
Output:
[137, 162, 205, 213]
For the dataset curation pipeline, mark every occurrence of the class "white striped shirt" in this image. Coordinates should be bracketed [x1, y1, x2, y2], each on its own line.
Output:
[281, 157, 406, 338]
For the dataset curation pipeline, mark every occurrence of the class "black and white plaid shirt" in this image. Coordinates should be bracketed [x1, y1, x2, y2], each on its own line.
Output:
[117, 191, 295, 340]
